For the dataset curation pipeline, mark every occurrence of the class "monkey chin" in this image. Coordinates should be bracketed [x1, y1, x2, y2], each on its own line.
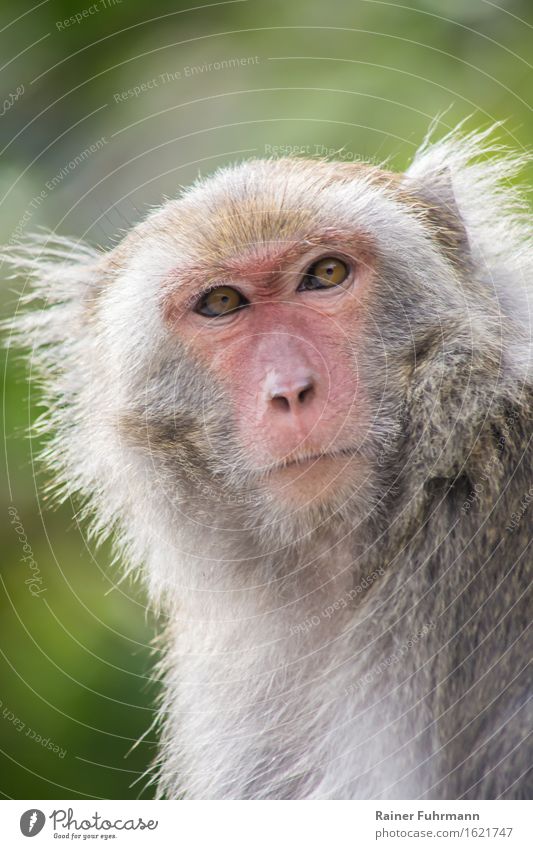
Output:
[264, 452, 364, 508]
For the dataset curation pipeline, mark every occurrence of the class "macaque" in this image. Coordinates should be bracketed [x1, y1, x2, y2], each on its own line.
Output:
[5, 127, 532, 799]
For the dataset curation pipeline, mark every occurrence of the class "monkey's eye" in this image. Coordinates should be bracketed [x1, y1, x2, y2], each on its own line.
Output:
[195, 286, 248, 317]
[299, 257, 350, 291]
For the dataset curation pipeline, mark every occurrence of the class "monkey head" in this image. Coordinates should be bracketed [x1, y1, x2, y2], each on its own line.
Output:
[9, 136, 528, 555]
[103, 158, 474, 521]
[159, 178, 379, 511]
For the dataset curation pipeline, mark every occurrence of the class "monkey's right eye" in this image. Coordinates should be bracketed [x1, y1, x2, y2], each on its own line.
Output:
[195, 286, 248, 318]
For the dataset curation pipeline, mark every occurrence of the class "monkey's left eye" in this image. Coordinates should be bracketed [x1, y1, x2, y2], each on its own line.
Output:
[195, 286, 248, 317]
[299, 257, 350, 291]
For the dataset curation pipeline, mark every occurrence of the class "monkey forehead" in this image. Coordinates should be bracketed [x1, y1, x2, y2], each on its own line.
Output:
[179, 158, 400, 247]
[120, 158, 404, 277]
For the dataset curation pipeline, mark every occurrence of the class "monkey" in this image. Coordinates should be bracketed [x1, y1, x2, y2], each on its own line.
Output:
[3, 126, 532, 800]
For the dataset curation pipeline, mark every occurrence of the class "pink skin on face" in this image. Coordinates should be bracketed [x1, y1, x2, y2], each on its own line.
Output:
[164, 241, 375, 492]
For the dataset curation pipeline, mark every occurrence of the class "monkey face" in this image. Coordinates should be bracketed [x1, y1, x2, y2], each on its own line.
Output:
[101, 156, 468, 515]
[170, 246, 375, 505]
[144, 170, 395, 508]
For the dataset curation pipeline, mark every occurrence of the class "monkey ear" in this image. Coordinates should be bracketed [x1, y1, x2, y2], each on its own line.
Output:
[403, 167, 471, 270]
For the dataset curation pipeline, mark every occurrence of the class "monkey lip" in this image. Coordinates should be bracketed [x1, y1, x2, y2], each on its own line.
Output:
[264, 447, 359, 474]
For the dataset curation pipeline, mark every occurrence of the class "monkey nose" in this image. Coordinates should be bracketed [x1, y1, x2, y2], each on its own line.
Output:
[267, 375, 316, 413]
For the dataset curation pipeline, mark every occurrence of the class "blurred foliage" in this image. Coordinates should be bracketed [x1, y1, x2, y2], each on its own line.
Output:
[1, 0, 532, 799]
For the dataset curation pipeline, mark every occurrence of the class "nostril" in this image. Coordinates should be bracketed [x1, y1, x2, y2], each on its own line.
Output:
[269, 378, 315, 412]
[298, 383, 315, 405]
[271, 394, 291, 412]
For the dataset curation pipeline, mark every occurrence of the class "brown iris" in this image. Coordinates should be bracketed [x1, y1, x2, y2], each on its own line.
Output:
[300, 257, 350, 290]
[196, 286, 248, 317]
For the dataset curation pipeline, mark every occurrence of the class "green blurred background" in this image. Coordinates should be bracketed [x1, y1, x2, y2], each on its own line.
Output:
[1, 0, 532, 799]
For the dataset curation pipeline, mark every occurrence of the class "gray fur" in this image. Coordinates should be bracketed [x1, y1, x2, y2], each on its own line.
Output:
[3, 127, 532, 799]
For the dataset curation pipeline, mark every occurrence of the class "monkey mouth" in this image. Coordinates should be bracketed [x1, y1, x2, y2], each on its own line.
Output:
[264, 447, 360, 474]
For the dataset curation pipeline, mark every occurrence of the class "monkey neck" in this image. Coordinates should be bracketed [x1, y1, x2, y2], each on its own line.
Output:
[152, 503, 432, 800]
[150, 415, 532, 799]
